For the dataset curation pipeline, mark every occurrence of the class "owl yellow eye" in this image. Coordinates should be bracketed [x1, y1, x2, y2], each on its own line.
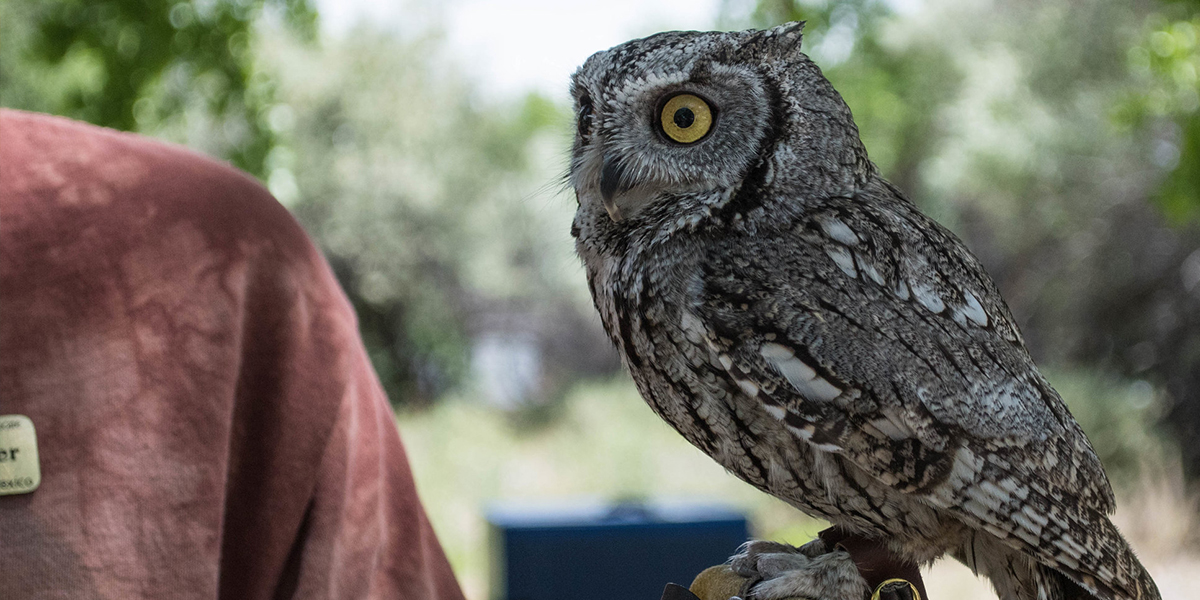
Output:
[660, 93, 713, 144]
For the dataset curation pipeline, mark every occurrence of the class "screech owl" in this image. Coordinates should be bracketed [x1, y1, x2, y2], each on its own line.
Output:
[569, 23, 1160, 600]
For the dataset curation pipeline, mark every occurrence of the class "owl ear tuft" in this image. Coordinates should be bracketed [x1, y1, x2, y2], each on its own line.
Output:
[744, 21, 805, 58]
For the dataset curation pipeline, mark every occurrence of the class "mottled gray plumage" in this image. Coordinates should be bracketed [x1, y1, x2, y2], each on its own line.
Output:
[569, 23, 1160, 600]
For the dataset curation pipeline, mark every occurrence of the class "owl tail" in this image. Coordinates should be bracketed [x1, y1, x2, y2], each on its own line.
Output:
[1033, 533, 1162, 600]
[1032, 563, 1160, 600]
[963, 536, 1161, 600]
[1036, 565, 1100, 600]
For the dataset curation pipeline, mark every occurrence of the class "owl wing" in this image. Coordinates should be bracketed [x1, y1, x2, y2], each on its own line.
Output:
[692, 186, 1138, 598]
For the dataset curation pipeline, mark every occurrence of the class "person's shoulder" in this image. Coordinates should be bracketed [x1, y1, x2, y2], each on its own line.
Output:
[2, 108, 260, 191]
[1, 109, 315, 267]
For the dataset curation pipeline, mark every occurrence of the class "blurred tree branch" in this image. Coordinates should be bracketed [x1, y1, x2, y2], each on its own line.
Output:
[1120, 0, 1200, 223]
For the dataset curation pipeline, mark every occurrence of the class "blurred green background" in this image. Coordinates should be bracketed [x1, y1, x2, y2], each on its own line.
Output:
[4, 0, 1199, 597]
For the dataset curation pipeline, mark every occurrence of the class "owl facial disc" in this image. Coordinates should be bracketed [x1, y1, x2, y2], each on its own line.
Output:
[569, 29, 778, 229]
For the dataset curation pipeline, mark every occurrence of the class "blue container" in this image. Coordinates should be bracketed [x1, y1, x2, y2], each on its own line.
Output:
[487, 501, 749, 600]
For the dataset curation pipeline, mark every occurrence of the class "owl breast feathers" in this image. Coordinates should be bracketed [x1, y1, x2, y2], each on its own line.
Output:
[569, 23, 1160, 600]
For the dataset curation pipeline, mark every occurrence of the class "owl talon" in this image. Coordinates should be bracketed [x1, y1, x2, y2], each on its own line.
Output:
[728, 539, 870, 600]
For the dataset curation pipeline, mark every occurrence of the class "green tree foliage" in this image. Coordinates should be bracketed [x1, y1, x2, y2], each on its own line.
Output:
[258, 29, 598, 405]
[1121, 3, 1200, 223]
[0, 0, 316, 177]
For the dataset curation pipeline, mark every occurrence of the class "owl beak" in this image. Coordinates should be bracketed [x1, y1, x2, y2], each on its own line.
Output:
[599, 156, 631, 222]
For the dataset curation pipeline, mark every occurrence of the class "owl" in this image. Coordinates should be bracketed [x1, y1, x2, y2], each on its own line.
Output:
[569, 23, 1160, 600]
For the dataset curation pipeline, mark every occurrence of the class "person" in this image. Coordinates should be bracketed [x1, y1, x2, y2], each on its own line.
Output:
[0, 109, 466, 600]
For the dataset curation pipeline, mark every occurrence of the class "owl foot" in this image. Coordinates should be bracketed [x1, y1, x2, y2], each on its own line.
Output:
[728, 539, 871, 600]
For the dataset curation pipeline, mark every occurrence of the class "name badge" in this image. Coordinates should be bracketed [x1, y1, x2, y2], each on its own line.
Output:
[0, 415, 41, 495]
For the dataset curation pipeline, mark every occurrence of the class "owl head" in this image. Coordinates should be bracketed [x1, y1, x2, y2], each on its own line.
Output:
[569, 23, 873, 245]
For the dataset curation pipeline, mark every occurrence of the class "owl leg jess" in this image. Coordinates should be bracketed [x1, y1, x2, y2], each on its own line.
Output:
[818, 527, 928, 600]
